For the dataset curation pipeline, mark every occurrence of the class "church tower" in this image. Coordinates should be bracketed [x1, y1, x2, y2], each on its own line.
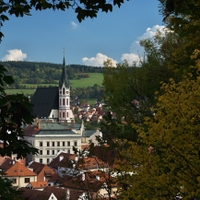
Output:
[59, 49, 74, 122]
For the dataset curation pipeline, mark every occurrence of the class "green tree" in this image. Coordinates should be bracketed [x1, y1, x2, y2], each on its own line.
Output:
[102, 60, 148, 143]
[116, 50, 200, 199]
[139, 29, 181, 102]
[101, 30, 179, 143]
[158, 0, 200, 75]
[0, 65, 38, 199]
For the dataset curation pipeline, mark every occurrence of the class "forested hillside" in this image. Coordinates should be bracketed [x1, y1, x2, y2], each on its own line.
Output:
[2, 61, 104, 102]
[1, 61, 103, 86]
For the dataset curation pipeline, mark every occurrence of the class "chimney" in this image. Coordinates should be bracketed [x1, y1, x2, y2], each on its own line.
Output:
[59, 155, 64, 161]
[66, 189, 70, 200]
[82, 173, 85, 181]
[74, 156, 78, 162]
[71, 119, 74, 128]
[96, 175, 100, 181]
[36, 117, 40, 129]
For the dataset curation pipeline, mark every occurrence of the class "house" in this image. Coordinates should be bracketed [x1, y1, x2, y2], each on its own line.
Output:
[26, 181, 48, 190]
[62, 171, 118, 199]
[43, 187, 67, 199]
[28, 161, 55, 182]
[24, 122, 83, 164]
[19, 188, 58, 200]
[0, 158, 37, 188]
[25, 52, 102, 165]
[0, 141, 26, 166]
[48, 152, 109, 180]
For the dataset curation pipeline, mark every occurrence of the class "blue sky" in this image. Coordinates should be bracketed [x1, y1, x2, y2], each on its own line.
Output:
[0, 0, 165, 66]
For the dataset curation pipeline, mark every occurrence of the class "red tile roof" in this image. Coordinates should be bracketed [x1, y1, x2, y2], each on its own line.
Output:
[29, 181, 48, 189]
[24, 125, 40, 136]
[43, 186, 66, 199]
[19, 188, 54, 200]
[3, 161, 37, 177]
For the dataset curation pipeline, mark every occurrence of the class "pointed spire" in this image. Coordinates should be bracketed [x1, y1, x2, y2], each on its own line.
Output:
[59, 48, 69, 88]
[63, 48, 66, 66]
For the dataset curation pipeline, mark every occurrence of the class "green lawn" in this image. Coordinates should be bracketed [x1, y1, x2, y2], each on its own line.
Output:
[5, 89, 36, 95]
[5, 73, 103, 95]
[70, 73, 103, 88]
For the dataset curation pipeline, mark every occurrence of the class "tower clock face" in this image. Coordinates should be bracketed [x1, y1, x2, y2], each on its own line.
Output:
[66, 90, 69, 94]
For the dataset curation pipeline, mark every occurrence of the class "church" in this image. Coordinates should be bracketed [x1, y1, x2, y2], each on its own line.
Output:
[31, 52, 74, 122]
[24, 52, 102, 165]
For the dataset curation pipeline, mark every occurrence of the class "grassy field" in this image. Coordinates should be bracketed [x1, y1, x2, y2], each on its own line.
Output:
[70, 73, 103, 87]
[5, 89, 36, 95]
[5, 73, 103, 95]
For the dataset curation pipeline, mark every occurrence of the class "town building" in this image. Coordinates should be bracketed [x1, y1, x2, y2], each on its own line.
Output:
[0, 158, 37, 188]
[24, 51, 102, 165]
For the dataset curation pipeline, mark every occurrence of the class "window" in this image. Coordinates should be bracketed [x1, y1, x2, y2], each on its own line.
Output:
[68, 149, 70, 154]
[57, 141, 60, 147]
[59, 112, 61, 118]
[47, 150, 49, 155]
[39, 159, 43, 163]
[67, 141, 70, 146]
[47, 142, 49, 147]
[63, 98, 65, 105]
[62, 141, 65, 146]
[39, 142, 43, 147]
[52, 150, 55, 155]
[74, 141, 77, 146]
[40, 150, 43, 155]
[67, 112, 69, 118]
[67, 98, 69, 105]
[57, 150, 60, 153]
[52, 142, 55, 147]
[47, 158, 50, 164]
[12, 178, 17, 184]
[59, 98, 61, 106]
[63, 87, 65, 94]
[63, 112, 65, 118]
[24, 178, 30, 183]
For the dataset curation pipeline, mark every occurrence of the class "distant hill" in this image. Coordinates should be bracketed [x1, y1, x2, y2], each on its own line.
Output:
[2, 61, 104, 103]
[1, 61, 103, 86]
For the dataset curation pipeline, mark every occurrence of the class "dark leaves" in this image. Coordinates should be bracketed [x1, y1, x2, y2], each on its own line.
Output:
[0, 65, 38, 159]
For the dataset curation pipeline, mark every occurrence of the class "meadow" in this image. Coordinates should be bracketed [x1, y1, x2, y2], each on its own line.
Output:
[5, 73, 103, 95]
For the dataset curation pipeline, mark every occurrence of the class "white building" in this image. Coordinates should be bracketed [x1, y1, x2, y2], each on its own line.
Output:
[25, 52, 102, 165]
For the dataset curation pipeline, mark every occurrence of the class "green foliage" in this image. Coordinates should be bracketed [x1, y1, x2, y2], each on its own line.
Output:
[0, 65, 38, 198]
[117, 54, 200, 199]
[139, 29, 182, 100]
[159, 0, 200, 75]
[0, 170, 22, 200]
[0, 65, 38, 158]
[0, 0, 128, 42]
[1, 61, 103, 86]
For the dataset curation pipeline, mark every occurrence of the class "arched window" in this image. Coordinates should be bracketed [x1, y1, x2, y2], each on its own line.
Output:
[63, 87, 65, 94]
[59, 98, 61, 106]
[59, 112, 61, 118]
[63, 112, 65, 118]
[63, 98, 65, 105]
[67, 112, 69, 118]
[66, 98, 68, 105]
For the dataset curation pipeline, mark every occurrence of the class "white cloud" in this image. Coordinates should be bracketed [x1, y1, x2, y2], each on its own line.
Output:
[136, 25, 168, 45]
[124, 25, 169, 64]
[82, 25, 169, 67]
[71, 21, 78, 29]
[1, 49, 27, 61]
[82, 53, 118, 67]
[121, 53, 140, 65]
